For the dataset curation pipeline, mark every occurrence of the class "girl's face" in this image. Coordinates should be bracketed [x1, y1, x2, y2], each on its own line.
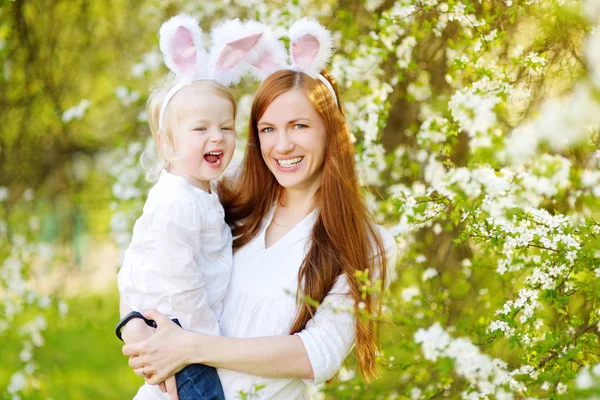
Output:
[164, 89, 236, 188]
[257, 90, 327, 194]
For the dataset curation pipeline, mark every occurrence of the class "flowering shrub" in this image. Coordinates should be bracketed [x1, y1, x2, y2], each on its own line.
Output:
[105, 0, 600, 398]
[4, 0, 599, 398]
[0, 187, 69, 399]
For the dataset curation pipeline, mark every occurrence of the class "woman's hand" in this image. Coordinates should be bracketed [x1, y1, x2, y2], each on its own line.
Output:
[122, 309, 194, 385]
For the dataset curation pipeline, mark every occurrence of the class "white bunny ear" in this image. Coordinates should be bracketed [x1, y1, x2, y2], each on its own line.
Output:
[159, 14, 208, 79]
[289, 18, 332, 78]
[246, 24, 289, 81]
[209, 19, 265, 85]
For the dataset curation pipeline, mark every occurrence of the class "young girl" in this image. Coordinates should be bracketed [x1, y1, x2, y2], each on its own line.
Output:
[116, 15, 264, 400]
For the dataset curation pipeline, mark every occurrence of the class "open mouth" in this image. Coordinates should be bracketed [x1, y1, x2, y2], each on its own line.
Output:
[276, 157, 304, 168]
[204, 151, 223, 165]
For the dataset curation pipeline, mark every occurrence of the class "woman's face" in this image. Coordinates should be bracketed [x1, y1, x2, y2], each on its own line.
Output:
[257, 89, 327, 193]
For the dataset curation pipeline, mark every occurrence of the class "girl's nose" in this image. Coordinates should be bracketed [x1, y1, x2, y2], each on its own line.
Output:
[209, 129, 224, 143]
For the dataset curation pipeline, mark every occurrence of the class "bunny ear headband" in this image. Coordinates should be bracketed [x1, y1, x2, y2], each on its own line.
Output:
[246, 17, 338, 107]
[157, 16, 337, 130]
[157, 15, 264, 129]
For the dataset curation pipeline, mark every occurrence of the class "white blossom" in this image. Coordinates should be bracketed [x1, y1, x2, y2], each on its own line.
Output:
[0, 186, 8, 201]
[422, 268, 439, 281]
[415, 323, 512, 396]
[523, 52, 547, 76]
[115, 86, 140, 106]
[62, 99, 91, 123]
[401, 286, 420, 302]
[7, 372, 26, 394]
[575, 368, 594, 389]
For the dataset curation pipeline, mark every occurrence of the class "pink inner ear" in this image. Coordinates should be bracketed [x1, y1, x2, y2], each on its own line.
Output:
[251, 50, 279, 71]
[171, 26, 197, 74]
[215, 33, 263, 70]
[292, 34, 320, 69]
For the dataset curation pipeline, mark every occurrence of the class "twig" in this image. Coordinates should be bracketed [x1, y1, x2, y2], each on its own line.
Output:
[538, 320, 599, 368]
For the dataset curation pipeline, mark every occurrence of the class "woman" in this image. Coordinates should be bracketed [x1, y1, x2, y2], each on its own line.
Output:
[121, 69, 397, 399]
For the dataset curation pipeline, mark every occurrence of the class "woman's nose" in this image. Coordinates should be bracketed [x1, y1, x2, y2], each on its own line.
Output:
[274, 132, 294, 153]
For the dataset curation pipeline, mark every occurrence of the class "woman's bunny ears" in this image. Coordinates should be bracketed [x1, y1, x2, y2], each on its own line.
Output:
[245, 18, 338, 107]
[246, 17, 333, 81]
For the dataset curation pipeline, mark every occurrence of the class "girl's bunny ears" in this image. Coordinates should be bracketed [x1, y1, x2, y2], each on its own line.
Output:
[157, 15, 263, 129]
[159, 15, 263, 85]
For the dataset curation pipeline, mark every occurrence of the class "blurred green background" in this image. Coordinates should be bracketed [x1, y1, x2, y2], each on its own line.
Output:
[3, 0, 600, 398]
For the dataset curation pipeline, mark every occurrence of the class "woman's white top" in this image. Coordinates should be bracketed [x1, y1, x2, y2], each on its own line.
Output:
[217, 206, 397, 400]
[118, 170, 232, 337]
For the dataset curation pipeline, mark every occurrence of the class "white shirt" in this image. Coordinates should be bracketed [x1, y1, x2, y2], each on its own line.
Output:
[217, 206, 397, 400]
[118, 170, 232, 337]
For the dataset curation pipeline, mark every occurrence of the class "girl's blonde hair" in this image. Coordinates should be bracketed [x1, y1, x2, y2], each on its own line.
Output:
[142, 77, 237, 182]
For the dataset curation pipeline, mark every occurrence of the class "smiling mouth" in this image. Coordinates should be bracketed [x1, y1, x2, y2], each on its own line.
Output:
[276, 157, 304, 168]
[204, 151, 223, 164]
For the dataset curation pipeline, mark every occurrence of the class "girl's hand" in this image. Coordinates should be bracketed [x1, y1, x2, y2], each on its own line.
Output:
[158, 375, 179, 400]
[122, 309, 194, 385]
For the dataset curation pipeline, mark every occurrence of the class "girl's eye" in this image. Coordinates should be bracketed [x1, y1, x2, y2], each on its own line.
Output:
[221, 126, 233, 131]
[193, 127, 207, 131]
[260, 127, 274, 133]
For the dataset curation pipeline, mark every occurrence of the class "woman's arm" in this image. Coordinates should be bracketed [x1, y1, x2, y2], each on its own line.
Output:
[188, 331, 313, 379]
[123, 310, 313, 385]
[123, 274, 360, 386]
[124, 228, 397, 386]
[124, 273, 356, 385]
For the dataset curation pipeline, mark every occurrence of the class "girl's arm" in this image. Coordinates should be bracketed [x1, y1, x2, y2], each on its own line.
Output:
[120, 194, 220, 338]
[120, 296, 134, 317]
[119, 297, 156, 344]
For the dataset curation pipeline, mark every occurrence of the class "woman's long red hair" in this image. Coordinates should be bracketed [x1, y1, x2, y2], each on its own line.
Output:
[219, 70, 387, 380]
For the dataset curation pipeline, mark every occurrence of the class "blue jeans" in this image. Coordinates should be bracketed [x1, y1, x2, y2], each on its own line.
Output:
[172, 319, 225, 400]
[175, 364, 225, 400]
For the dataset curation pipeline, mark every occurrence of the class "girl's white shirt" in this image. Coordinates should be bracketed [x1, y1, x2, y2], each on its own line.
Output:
[118, 169, 232, 337]
[217, 205, 397, 400]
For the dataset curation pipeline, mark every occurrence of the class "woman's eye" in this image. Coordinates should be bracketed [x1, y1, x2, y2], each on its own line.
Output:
[294, 124, 307, 130]
[260, 127, 274, 133]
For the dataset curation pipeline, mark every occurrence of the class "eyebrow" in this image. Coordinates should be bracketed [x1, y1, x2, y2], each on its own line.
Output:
[257, 118, 311, 127]
[191, 118, 234, 124]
